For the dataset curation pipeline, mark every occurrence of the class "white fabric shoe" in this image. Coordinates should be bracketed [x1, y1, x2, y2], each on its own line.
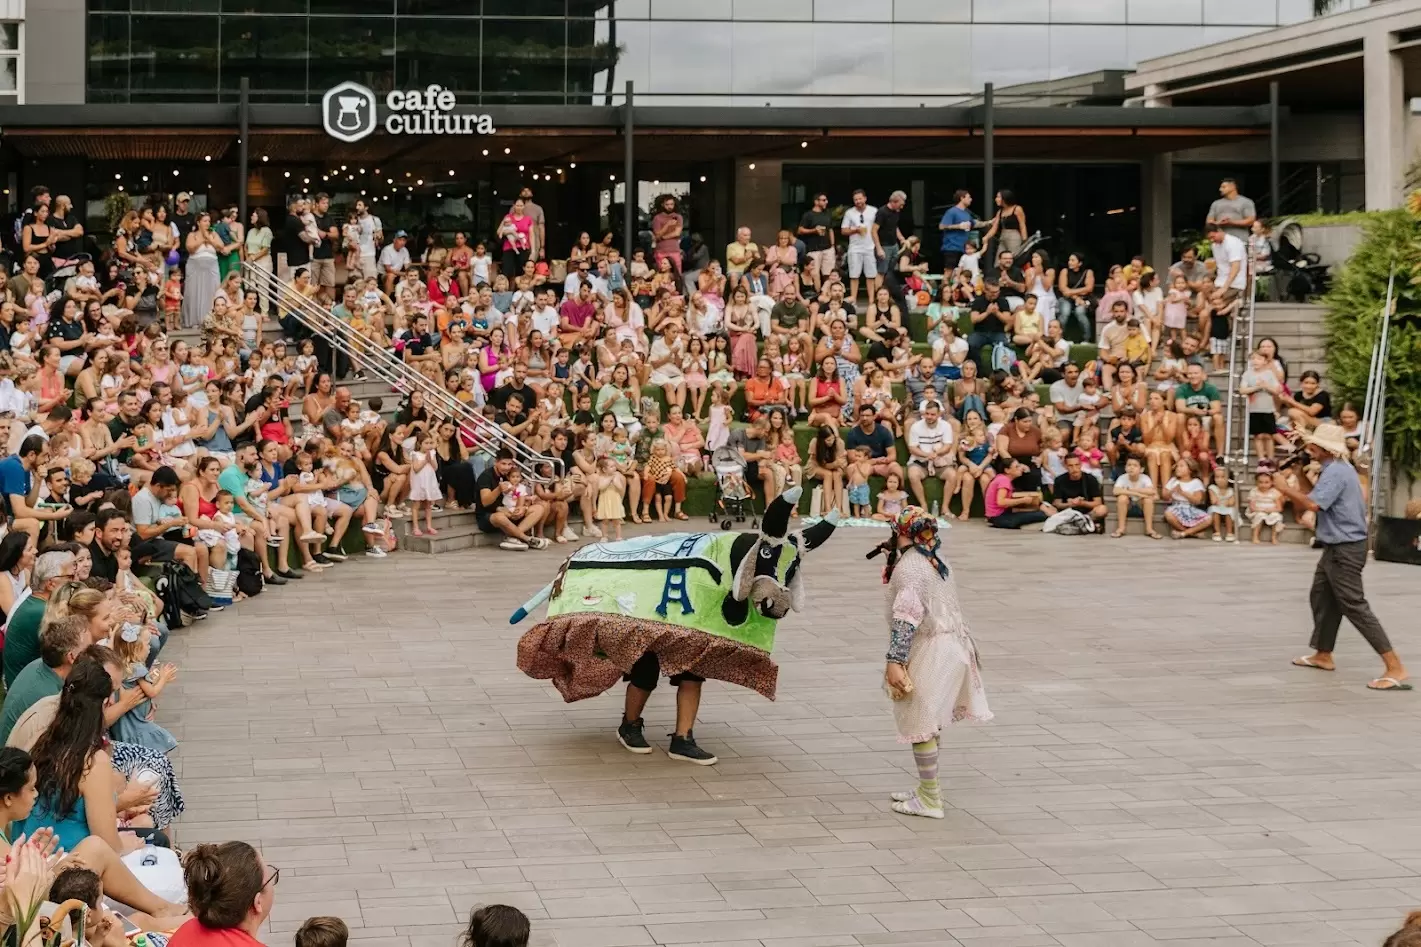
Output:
[500, 538, 529, 551]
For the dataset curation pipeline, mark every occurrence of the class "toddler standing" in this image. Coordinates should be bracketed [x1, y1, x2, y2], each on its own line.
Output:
[408, 432, 443, 537]
[1207, 465, 1238, 543]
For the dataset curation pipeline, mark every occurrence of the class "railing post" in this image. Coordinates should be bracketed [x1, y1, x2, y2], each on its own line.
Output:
[623, 80, 635, 261]
[983, 83, 994, 219]
[238, 76, 250, 232]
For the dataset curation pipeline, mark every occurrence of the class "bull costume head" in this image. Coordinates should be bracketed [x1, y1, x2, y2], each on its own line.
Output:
[723, 487, 838, 626]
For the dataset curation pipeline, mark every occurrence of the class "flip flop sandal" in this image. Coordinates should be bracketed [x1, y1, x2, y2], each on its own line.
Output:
[1367, 677, 1413, 691]
[1292, 656, 1333, 671]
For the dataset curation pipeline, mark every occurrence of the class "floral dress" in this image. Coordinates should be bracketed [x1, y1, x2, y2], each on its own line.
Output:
[886, 550, 992, 744]
[830, 336, 861, 423]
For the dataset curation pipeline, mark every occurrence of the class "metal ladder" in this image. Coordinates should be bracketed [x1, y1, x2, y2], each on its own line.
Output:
[1221, 251, 1260, 477]
[242, 262, 563, 483]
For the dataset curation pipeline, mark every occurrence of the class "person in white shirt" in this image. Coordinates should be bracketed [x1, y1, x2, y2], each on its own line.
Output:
[839, 189, 879, 304]
[354, 199, 382, 279]
[530, 289, 561, 339]
[1111, 455, 1160, 539]
[1048, 362, 1086, 438]
[905, 400, 958, 508]
[564, 258, 593, 299]
[378, 231, 411, 295]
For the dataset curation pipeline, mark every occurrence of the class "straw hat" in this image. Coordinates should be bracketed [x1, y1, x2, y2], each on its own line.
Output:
[1302, 422, 1350, 458]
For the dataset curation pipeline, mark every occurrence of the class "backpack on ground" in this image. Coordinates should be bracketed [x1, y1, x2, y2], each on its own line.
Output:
[235, 548, 265, 598]
[155, 560, 212, 627]
[1042, 508, 1095, 535]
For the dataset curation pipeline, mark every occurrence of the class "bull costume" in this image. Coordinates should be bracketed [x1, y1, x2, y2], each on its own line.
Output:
[875, 507, 992, 819]
[513, 487, 838, 764]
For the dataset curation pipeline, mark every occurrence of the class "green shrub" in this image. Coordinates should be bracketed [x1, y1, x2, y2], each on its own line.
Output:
[1320, 209, 1421, 475]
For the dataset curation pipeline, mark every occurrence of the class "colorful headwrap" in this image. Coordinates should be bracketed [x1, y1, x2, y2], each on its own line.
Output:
[893, 506, 949, 580]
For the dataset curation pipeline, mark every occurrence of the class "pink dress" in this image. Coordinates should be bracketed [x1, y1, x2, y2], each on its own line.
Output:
[480, 347, 506, 393]
[1164, 289, 1189, 330]
[726, 305, 758, 377]
[706, 403, 730, 451]
[765, 245, 798, 297]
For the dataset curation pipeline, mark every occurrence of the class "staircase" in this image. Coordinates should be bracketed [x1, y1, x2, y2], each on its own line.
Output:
[236, 265, 563, 555]
[1251, 302, 1329, 386]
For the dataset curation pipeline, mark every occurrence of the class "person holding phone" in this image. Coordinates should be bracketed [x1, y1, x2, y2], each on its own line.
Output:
[0, 436, 70, 540]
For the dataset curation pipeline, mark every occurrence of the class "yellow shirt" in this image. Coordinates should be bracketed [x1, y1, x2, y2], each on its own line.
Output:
[1124, 333, 1150, 363]
[726, 241, 759, 274]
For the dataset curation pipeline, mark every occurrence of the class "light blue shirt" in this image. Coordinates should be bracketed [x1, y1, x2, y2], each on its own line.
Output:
[1309, 457, 1369, 545]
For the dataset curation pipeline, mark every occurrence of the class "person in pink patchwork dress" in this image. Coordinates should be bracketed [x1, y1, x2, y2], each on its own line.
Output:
[875, 506, 992, 819]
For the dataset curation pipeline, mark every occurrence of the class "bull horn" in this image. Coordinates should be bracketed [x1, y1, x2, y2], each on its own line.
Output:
[803, 508, 840, 551]
[761, 487, 801, 539]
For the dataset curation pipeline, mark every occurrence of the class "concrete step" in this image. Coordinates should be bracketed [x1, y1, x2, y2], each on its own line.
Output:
[1102, 508, 1313, 544]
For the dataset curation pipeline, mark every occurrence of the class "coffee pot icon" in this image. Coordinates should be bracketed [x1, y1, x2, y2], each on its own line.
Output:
[322, 82, 378, 143]
[334, 95, 367, 133]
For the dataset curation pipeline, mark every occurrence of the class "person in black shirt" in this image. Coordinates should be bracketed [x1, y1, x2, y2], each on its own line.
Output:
[797, 192, 834, 293]
[490, 363, 534, 413]
[1051, 454, 1106, 526]
[48, 195, 85, 263]
[994, 249, 1027, 296]
[474, 449, 549, 549]
[1281, 370, 1332, 431]
[1105, 408, 1146, 478]
[170, 192, 196, 269]
[874, 190, 907, 273]
[966, 282, 1010, 372]
[310, 192, 337, 301]
[87, 507, 129, 583]
[280, 196, 310, 279]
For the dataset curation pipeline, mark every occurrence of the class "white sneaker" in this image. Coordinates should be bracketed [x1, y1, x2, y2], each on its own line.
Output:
[528, 537, 551, 550]
[364, 546, 388, 558]
[560, 526, 580, 542]
[361, 523, 384, 534]
[300, 531, 325, 543]
[500, 538, 529, 551]
[584, 524, 603, 539]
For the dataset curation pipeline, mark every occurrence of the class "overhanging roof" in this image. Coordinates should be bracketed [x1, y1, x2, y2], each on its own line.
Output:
[0, 103, 1274, 164]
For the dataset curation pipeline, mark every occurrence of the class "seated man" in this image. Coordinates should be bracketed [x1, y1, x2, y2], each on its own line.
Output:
[843, 404, 904, 483]
[905, 400, 958, 509]
[130, 467, 206, 581]
[474, 448, 549, 551]
[1050, 454, 1106, 528]
[724, 416, 774, 500]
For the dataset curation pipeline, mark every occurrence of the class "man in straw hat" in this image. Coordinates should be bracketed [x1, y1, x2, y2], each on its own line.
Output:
[1274, 423, 1409, 691]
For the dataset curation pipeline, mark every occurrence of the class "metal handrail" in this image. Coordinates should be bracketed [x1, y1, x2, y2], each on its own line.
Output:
[1222, 252, 1258, 473]
[243, 263, 562, 483]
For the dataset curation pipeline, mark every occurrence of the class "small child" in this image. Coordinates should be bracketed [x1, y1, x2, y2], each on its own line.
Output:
[1038, 425, 1068, 487]
[873, 471, 908, 522]
[596, 456, 626, 540]
[705, 385, 731, 452]
[1207, 464, 1238, 543]
[1071, 424, 1105, 480]
[1248, 468, 1284, 544]
[846, 447, 873, 518]
[1164, 273, 1190, 347]
[685, 337, 710, 419]
[645, 440, 676, 522]
[107, 599, 178, 754]
[780, 337, 808, 417]
[1207, 294, 1239, 372]
[470, 242, 493, 287]
[608, 425, 634, 472]
[959, 239, 981, 278]
[296, 916, 349, 947]
[196, 490, 245, 568]
[570, 390, 596, 433]
[408, 432, 443, 537]
[1074, 375, 1105, 432]
[163, 269, 183, 332]
[502, 467, 533, 517]
[1123, 318, 1151, 368]
[1239, 349, 1280, 463]
[296, 339, 318, 393]
[540, 380, 569, 423]
[462, 905, 529, 947]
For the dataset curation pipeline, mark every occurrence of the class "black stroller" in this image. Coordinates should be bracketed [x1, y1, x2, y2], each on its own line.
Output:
[1271, 219, 1331, 302]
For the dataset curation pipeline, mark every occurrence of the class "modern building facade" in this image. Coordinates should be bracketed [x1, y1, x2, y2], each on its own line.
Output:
[0, 0, 1378, 269]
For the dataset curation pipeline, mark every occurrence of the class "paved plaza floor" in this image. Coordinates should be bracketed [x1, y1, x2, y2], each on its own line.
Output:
[164, 523, 1421, 947]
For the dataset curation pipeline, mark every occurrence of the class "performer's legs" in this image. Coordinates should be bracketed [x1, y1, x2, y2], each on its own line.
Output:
[618, 653, 659, 754]
[667, 673, 717, 766]
[891, 737, 944, 819]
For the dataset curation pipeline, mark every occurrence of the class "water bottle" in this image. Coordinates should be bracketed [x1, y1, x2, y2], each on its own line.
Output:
[930, 500, 939, 518]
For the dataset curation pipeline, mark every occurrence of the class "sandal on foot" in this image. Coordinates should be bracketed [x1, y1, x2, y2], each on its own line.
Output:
[891, 796, 945, 820]
[1147, 531, 1163, 540]
[675, 511, 688, 520]
[1367, 677, 1413, 691]
[1110, 530, 1125, 538]
[1292, 655, 1334, 671]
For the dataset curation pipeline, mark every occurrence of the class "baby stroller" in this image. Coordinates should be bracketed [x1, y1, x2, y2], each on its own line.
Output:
[708, 444, 757, 531]
[1271, 218, 1331, 302]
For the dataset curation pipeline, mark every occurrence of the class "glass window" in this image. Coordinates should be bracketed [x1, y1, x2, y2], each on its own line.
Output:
[814, 0, 891, 20]
[89, 0, 132, 11]
[1049, 26, 1131, 79]
[1203, 0, 1278, 26]
[88, 13, 131, 100]
[395, 18, 482, 93]
[647, 21, 731, 95]
[891, 0, 970, 22]
[130, 15, 220, 94]
[812, 23, 892, 97]
[0, 23, 17, 51]
[594, 19, 649, 99]
[891, 23, 969, 96]
[969, 25, 1048, 87]
[306, 17, 396, 94]
[972, 0, 1049, 24]
[1127, 25, 1206, 64]
[221, 0, 309, 11]
[732, 0, 812, 20]
[485, 0, 568, 14]
[309, 0, 390, 12]
[482, 18, 568, 102]
[0, 58, 16, 94]
[1051, 0, 1126, 24]
[133, 0, 219, 10]
[1127, 0, 1201, 23]
[220, 15, 310, 99]
[652, 0, 731, 17]
[728, 22, 815, 95]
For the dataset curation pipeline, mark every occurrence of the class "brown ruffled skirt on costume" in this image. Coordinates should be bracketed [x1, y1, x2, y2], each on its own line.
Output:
[517, 613, 779, 702]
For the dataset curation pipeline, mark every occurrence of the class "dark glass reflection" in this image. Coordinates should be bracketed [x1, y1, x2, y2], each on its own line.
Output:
[130, 15, 221, 94]
[220, 15, 310, 99]
[305, 17, 396, 94]
[87, 13, 131, 101]
[393, 19, 482, 94]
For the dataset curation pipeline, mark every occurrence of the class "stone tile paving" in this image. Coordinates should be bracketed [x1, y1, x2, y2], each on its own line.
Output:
[162, 523, 1421, 947]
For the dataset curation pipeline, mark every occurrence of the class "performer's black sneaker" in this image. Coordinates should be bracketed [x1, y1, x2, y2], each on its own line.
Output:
[667, 731, 718, 766]
[617, 717, 652, 754]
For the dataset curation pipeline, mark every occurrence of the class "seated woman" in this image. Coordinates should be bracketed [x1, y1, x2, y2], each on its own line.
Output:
[954, 408, 996, 521]
[862, 287, 902, 343]
[168, 841, 275, 946]
[0, 743, 187, 920]
[660, 403, 704, 480]
[806, 425, 847, 516]
[984, 456, 1054, 529]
